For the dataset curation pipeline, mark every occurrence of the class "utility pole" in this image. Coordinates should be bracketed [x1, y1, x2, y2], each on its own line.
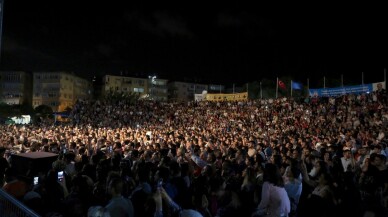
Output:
[324, 76, 326, 89]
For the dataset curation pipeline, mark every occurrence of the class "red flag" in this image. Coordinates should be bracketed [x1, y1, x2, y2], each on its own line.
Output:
[278, 80, 286, 90]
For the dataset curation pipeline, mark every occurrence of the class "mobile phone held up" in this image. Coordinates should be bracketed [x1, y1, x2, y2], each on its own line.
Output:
[34, 176, 39, 185]
[57, 171, 64, 182]
[157, 178, 163, 188]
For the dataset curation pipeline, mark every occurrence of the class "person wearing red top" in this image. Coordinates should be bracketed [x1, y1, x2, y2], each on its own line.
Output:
[2, 167, 28, 200]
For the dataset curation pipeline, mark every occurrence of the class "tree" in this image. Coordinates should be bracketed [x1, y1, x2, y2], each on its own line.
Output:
[34, 105, 54, 120]
[244, 81, 261, 99]
[261, 78, 277, 99]
[20, 101, 34, 115]
[0, 103, 19, 118]
[0, 102, 34, 117]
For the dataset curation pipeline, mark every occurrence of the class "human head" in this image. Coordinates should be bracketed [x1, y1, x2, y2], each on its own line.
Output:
[343, 148, 352, 159]
[263, 163, 284, 187]
[107, 177, 124, 197]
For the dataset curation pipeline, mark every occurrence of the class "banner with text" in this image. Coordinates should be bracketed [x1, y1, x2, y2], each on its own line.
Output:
[309, 81, 385, 97]
[205, 92, 248, 101]
[194, 94, 205, 101]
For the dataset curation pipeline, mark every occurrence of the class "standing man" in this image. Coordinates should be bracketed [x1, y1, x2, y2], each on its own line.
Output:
[341, 147, 355, 172]
[0, 147, 10, 187]
[105, 177, 134, 217]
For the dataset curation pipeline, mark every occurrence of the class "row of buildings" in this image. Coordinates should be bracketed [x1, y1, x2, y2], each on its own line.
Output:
[0, 71, 226, 112]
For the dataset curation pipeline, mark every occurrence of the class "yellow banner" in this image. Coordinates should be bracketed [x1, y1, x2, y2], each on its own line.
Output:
[205, 92, 248, 101]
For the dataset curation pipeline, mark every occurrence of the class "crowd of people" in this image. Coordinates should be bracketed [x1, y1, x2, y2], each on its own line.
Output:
[0, 89, 387, 217]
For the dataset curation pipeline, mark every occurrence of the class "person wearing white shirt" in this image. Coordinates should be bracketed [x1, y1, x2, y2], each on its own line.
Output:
[105, 178, 134, 217]
[252, 163, 290, 217]
[341, 148, 354, 172]
[283, 165, 302, 215]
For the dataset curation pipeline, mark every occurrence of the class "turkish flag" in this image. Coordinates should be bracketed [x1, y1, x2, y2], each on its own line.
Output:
[278, 80, 286, 90]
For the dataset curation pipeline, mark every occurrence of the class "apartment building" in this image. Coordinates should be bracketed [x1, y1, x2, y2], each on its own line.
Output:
[208, 84, 226, 93]
[148, 76, 168, 101]
[102, 75, 168, 101]
[33, 72, 92, 112]
[168, 81, 208, 102]
[102, 75, 148, 97]
[0, 71, 33, 105]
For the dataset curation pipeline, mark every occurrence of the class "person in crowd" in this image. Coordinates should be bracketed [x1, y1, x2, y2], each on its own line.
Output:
[61, 174, 94, 216]
[0, 147, 10, 187]
[240, 166, 257, 217]
[0, 91, 387, 217]
[2, 167, 29, 200]
[300, 161, 336, 217]
[341, 147, 355, 172]
[252, 163, 290, 217]
[41, 169, 67, 214]
[283, 160, 302, 217]
[105, 177, 134, 217]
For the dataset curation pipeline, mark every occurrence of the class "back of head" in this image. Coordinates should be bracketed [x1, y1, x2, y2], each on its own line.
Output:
[170, 161, 181, 176]
[263, 163, 284, 187]
[157, 166, 170, 181]
[290, 166, 301, 179]
[72, 174, 90, 194]
[88, 206, 111, 217]
[64, 152, 76, 162]
[108, 177, 123, 195]
[180, 209, 203, 217]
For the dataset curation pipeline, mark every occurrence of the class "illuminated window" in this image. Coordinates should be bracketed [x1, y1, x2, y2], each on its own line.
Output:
[134, 88, 144, 93]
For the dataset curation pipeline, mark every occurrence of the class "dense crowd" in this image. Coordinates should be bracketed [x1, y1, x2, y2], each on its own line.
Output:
[0, 89, 387, 217]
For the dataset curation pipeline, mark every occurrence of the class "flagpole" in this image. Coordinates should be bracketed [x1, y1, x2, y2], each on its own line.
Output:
[291, 80, 293, 97]
[276, 77, 279, 98]
[324, 76, 326, 89]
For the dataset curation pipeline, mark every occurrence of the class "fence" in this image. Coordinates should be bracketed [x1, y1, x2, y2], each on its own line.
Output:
[0, 189, 40, 217]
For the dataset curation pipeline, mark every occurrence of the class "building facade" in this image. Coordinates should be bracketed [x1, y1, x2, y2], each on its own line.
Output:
[208, 84, 225, 93]
[148, 76, 168, 101]
[102, 75, 148, 97]
[33, 72, 92, 112]
[102, 75, 168, 101]
[0, 71, 33, 105]
[168, 81, 208, 102]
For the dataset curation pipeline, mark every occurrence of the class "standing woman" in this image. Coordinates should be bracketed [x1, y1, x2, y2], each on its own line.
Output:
[252, 163, 290, 217]
[300, 161, 337, 217]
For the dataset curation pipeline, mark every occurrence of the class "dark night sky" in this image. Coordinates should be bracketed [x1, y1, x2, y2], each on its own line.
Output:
[1, 1, 387, 87]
